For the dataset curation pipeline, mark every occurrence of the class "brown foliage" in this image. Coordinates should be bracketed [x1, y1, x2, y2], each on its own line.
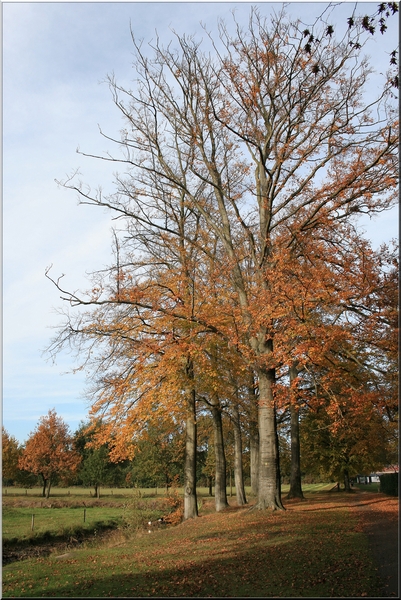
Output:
[18, 410, 81, 497]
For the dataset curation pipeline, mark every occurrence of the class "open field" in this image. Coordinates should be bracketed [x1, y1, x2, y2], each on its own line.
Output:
[2, 483, 333, 544]
[2, 485, 397, 597]
[3, 505, 123, 544]
[3, 482, 335, 498]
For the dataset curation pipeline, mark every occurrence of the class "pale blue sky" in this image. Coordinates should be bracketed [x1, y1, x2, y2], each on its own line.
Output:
[2, 1, 398, 444]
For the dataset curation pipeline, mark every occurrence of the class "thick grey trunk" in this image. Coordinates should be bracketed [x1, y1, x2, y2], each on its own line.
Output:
[256, 367, 284, 510]
[232, 403, 247, 505]
[184, 377, 198, 520]
[287, 365, 304, 500]
[211, 400, 229, 511]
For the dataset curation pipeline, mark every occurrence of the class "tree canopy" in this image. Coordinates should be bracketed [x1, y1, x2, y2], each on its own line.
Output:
[46, 4, 398, 517]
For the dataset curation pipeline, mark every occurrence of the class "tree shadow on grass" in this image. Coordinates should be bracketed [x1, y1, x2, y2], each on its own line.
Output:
[27, 534, 380, 599]
[287, 492, 393, 513]
[9, 505, 384, 599]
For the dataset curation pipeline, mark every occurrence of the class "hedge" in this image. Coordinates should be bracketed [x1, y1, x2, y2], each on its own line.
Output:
[379, 473, 398, 496]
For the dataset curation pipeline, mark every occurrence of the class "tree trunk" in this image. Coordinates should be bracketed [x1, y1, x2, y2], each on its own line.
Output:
[183, 361, 198, 520]
[256, 366, 284, 510]
[286, 365, 304, 500]
[249, 419, 259, 497]
[41, 475, 47, 498]
[286, 402, 304, 499]
[208, 476, 213, 497]
[46, 478, 52, 499]
[344, 469, 351, 492]
[248, 376, 259, 497]
[232, 402, 247, 505]
[211, 399, 229, 512]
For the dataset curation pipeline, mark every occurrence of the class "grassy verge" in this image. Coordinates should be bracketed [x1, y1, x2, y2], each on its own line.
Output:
[2, 489, 381, 598]
[352, 482, 380, 493]
[2, 495, 172, 549]
[2, 506, 123, 545]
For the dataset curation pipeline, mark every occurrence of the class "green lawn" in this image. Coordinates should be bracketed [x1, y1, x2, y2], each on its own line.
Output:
[353, 482, 380, 493]
[2, 506, 123, 544]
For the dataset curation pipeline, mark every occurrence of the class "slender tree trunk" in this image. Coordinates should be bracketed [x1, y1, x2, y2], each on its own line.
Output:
[286, 402, 304, 499]
[344, 469, 351, 492]
[249, 419, 259, 497]
[232, 403, 247, 505]
[211, 397, 229, 512]
[41, 475, 47, 498]
[46, 478, 52, 499]
[183, 360, 198, 520]
[287, 365, 304, 500]
[208, 476, 213, 497]
[256, 366, 284, 510]
[248, 375, 259, 497]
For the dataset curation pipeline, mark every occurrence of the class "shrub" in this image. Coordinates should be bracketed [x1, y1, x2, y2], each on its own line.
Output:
[379, 473, 398, 496]
[162, 489, 184, 525]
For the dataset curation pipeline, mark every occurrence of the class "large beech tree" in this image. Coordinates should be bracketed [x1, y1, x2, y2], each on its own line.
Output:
[19, 410, 81, 498]
[47, 6, 397, 512]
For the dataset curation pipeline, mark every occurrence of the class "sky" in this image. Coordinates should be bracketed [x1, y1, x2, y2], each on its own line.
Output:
[2, 1, 399, 444]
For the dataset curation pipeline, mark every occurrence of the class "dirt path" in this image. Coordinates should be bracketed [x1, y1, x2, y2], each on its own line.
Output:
[349, 490, 399, 597]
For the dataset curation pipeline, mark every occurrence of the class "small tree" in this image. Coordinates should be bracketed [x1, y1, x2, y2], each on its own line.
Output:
[74, 420, 114, 497]
[79, 446, 112, 498]
[2, 427, 23, 485]
[128, 421, 185, 492]
[19, 409, 81, 497]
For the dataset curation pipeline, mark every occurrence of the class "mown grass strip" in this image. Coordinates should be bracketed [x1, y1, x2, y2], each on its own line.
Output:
[2, 507, 123, 543]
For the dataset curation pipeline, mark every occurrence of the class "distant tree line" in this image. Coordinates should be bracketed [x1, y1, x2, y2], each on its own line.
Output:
[3, 385, 397, 499]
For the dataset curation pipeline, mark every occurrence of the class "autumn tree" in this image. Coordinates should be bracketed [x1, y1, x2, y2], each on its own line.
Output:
[300, 388, 395, 490]
[291, 240, 398, 489]
[19, 409, 81, 498]
[273, 225, 398, 495]
[47, 5, 398, 513]
[2, 427, 23, 485]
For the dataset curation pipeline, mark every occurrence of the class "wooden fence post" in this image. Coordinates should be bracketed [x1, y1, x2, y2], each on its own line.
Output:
[31, 514, 35, 531]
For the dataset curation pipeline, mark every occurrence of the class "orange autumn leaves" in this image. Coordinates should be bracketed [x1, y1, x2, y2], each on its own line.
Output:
[18, 410, 80, 497]
[44, 7, 398, 506]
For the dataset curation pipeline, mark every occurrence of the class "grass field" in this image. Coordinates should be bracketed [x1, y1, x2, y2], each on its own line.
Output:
[3, 506, 124, 544]
[2, 482, 338, 498]
[2, 488, 177, 547]
[2, 483, 389, 597]
[2, 483, 333, 544]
